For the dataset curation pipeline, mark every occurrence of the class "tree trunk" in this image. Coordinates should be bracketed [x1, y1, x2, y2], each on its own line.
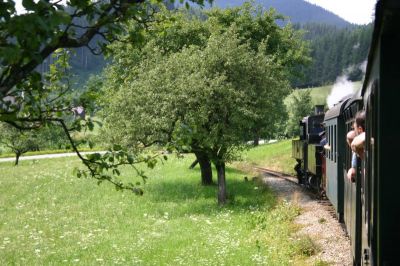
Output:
[194, 152, 213, 185]
[215, 161, 227, 205]
[253, 130, 260, 146]
[15, 152, 21, 166]
[253, 137, 259, 146]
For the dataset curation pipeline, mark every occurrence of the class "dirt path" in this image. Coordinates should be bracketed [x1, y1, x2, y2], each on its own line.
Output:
[0, 151, 104, 163]
[262, 173, 352, 265]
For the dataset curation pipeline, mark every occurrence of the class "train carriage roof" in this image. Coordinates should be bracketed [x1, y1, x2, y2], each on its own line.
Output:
[323, 95, 352, 121]
[344, 89, 362, 110]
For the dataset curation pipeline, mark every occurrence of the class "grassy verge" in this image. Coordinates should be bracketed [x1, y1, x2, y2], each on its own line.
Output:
[238, 139, 296, 175]
[0, 141, 312, 265]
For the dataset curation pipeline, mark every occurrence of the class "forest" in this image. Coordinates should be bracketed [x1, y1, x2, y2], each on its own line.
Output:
[294, 22, 372, 87]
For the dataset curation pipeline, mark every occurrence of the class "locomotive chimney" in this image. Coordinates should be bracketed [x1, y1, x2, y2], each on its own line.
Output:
[314, 105, 324, 114]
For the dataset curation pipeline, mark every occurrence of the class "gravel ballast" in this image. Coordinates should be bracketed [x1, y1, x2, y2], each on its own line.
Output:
[262, 174, 352, 265]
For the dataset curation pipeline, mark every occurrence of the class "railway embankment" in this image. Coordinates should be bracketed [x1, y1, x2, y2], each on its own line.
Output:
[262, 172, 352, 265]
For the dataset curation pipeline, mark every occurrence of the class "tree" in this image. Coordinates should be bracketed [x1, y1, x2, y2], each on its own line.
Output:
[0, 0, 210, 191]
[0, 122, 39, 165]
[285, 89, 313, 137]
[102, 26, 293, 204]
[102, 3, 309, 186]
[205, 3, 310, 145]
[102, 7, 215, 184]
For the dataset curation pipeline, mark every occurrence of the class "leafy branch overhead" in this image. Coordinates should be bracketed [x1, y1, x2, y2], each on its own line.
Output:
[0, 0, 210, 192]
[0, 0, 210, 123]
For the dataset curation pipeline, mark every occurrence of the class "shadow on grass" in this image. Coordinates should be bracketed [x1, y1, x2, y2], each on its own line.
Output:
[145, 165, 275, 216]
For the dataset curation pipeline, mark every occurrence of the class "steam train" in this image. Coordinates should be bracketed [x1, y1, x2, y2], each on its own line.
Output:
[292, 1, 400, 265]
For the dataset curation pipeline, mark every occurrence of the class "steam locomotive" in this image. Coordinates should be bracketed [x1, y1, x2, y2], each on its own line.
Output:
[292, 1, 400, 265]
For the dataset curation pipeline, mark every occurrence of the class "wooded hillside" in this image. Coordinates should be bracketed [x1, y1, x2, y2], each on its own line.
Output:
[293, 23, 373, 88]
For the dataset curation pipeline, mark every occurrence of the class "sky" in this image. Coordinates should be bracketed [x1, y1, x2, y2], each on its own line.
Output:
[305, 0, 377, 24]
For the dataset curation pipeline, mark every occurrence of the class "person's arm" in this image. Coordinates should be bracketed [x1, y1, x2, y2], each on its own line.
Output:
[347, 130, 356, 147]
[351, 132, 365, 159]
[347, 153, 357, 182]
[351, 152, 357, 168]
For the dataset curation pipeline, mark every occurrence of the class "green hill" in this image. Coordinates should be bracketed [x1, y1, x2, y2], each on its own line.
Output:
[289, 81, 363, 107]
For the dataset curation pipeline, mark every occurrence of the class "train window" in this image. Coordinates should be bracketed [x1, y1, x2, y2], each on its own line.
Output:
[345, 121, 352, 170]
[329, 125, 331, 160]
[329, 125, 332, 160]
[329, 126, 333, 161]
[330, 125, 333, 162]
[326, 125, 329, 160]
[334, 125, 337, 163]
[332, 125, 334, 163]
[299, 124, 304, 139]
[328, 126, 332, 159]
[332, 125, 334, 162]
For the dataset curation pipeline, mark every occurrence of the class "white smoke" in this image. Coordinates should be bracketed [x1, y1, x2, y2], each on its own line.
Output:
[327, 75, 354, 108]
[353, 43, 360, 49]
[359, 60, 367, 73]
[326, 60, 368, 108]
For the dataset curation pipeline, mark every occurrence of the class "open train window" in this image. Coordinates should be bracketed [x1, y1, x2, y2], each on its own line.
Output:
[299, 122, 305, 140]
[329, 125, 332, 160]
[330, 125, 332, 162]
[344, 119, 353, 172]
[334, 125, 337, 163]
[328, 125, 330, 160]
[326, 125, 329, 160]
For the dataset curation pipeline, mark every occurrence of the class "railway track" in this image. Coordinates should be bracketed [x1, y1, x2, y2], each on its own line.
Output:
[253, 166, 299, 184]
[254, 166, 330, 202]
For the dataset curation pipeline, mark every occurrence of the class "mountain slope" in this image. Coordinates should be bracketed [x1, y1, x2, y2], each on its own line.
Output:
[206, 0, 351, 27]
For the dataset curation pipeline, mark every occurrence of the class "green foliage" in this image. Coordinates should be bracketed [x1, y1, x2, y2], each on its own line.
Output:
[285, 89, 313, 137]
[105, 28, 272, 158]
[204, 3, 307, 142]
[0, 0, 212, 190]
[205, 3, 310, 75]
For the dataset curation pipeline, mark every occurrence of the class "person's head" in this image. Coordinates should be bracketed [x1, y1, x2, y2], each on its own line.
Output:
[354, 110, 366, 135]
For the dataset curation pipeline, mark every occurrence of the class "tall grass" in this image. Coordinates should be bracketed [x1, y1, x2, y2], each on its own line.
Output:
[0, 142, 312, 265]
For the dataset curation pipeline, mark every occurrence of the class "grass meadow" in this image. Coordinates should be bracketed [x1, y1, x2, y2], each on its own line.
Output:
[287, 80, 363, 107]
[0, 140, 316, 265]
